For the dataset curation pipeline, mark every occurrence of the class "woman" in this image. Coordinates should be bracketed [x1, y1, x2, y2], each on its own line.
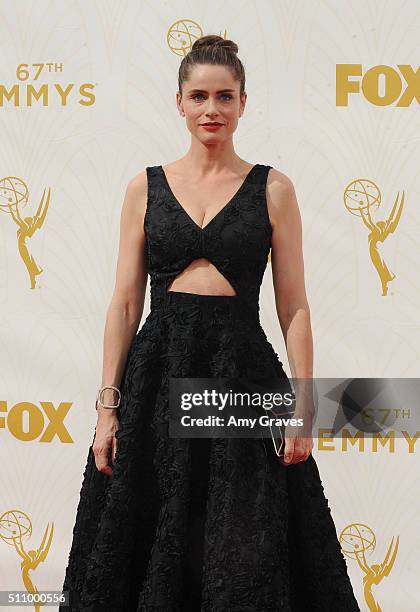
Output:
[61, 35, 360, 611]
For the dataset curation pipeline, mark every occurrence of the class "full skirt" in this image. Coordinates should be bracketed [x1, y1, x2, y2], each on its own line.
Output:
[60, 291, 360, 611]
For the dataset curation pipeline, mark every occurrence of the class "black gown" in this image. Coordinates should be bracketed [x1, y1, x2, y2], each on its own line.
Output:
[60, 164, 360, 611]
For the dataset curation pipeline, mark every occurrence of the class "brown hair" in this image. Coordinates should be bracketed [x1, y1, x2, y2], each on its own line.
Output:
[178, 34, 246, 97]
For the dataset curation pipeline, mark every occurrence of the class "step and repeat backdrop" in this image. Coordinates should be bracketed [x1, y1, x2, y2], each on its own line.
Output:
[1, 1, 419, 610]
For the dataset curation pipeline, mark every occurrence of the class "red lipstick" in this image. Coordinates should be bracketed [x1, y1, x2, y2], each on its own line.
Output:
[201, 123, 224, 131]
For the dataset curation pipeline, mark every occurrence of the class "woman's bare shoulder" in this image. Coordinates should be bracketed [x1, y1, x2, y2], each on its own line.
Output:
[266, 166, 300, 228]
[122, 169, 148, 222]
[127, 168, 148, 196]
[267, 166, 296, 197]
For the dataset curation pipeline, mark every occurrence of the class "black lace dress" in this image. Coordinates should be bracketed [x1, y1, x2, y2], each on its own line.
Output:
[60, 164, 360, 611]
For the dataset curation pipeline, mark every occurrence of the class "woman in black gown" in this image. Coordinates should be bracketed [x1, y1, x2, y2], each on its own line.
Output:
[60, 34, 360, 611]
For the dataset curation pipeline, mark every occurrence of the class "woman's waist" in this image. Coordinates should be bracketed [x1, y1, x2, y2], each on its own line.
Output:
[151, 290, 260, 324]
[133, 294, 283, 370]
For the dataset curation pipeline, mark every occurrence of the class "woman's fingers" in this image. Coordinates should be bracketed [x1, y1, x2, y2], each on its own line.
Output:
[92, 416, 119, 476]
[283, 436, 295, 464]
[282, 432, 313, 465]
[93, 444, 113, 476]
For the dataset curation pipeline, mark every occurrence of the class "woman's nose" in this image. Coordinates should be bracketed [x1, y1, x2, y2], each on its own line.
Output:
[205, 98, 221, 114]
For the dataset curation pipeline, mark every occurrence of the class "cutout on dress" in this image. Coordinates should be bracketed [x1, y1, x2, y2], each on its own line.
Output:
[167, 258, 237, 296]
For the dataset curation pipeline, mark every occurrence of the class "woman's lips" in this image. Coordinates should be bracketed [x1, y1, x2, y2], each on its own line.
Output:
[201, 124, 224, 131]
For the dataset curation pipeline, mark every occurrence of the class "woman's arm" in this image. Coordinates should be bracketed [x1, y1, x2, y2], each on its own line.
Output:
[267, 168, 313, 378]
[94, 170, 148, 475]
[266, 168, 314, 463]
[97, 171, 149, 410]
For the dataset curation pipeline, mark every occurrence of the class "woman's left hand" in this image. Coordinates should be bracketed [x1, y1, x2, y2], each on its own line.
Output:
[281, 418, 314, 465]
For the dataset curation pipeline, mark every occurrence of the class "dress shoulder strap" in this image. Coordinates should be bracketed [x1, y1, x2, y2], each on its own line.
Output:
[145, 165, 164, 216]
[249, 163, 272, 186]
[247, 164, 272, 192]
[249, 164, 273, 232]
[145, 165, 162, 192]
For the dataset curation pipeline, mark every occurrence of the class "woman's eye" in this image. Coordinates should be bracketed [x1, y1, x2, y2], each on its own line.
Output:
[191, 94, 232, 101]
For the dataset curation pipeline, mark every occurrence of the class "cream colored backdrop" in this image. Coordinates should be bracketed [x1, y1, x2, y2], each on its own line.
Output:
[1, 1, 418, 610]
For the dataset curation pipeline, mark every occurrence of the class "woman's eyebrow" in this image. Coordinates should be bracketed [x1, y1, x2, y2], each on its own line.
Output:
[187, 88, 236, 94]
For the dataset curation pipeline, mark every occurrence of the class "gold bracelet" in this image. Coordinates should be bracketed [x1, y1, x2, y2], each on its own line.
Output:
[96, 385, 121, 409]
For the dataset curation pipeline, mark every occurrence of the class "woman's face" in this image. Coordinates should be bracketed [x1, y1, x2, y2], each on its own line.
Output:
[177, 64, 246, 144]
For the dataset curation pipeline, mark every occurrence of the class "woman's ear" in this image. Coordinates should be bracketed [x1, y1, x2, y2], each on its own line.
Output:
[176, 91, 185, 116]
[239, 92, 247, 117]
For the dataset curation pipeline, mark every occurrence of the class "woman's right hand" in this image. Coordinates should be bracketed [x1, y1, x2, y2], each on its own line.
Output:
[92, 404, 120, 476]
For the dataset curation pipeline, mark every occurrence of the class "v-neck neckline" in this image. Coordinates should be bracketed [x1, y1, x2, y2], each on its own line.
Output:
[159, 163, 259, 232]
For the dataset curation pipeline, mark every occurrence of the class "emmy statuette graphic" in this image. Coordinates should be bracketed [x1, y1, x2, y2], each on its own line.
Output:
[167, 19, 227, 57]
[344, 179, 404, 296]
[0, 177, 51, 289]
[340, 523, 400, 611]
[0, 509, 54, 611]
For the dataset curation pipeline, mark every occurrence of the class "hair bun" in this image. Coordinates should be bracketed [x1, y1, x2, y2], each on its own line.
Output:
[192, 34, 238, 54]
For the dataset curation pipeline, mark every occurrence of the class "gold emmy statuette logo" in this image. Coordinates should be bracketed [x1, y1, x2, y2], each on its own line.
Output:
[340, 523, 399, 612]
[0, 509, 54, 611]
[167, 20, 227, 56]
[344, 179, 404, 296]
[0, 177, 51, 289]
